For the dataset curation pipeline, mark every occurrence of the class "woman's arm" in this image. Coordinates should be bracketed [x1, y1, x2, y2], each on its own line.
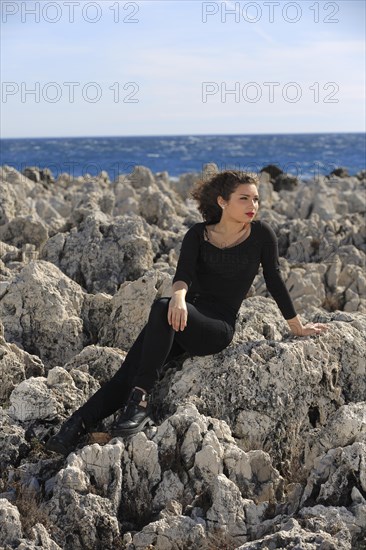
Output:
[168, 281, 189, 331]
[260, 221, 297, 320]
[286, 314, 329, 336]
[169, 226, 200, 331]
[172, 280, 188, 296]
[260, 222, 329, 336]
[172, 225, 200, 290]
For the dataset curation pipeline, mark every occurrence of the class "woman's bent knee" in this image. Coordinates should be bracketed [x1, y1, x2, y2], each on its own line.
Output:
[149, 297, 171, 318]
[151, 297, 170, 308]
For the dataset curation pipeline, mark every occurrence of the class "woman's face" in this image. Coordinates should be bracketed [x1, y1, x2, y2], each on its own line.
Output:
[219, 183, 259, 223]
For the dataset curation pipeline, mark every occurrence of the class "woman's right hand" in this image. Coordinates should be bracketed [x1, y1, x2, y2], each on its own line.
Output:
[168, 293, 188, 331]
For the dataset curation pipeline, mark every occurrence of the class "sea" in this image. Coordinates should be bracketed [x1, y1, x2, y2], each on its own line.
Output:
[0, 133, 365, 181]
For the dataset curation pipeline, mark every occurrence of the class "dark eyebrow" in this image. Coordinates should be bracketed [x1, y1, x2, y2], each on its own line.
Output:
[239, 194, 259, 198]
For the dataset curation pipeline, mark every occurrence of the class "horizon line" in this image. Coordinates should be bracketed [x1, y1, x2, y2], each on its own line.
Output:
[1, 130, 365, 140]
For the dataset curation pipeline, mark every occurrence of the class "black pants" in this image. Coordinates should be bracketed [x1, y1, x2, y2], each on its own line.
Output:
[77, 296, 234, 429]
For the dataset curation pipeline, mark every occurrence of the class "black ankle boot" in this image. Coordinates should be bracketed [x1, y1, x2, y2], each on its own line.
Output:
[46, 414, 86, 456]
[112, 387, 154, 437]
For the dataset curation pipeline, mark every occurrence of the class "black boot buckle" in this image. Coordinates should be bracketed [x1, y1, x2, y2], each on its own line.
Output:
[129, 387, 148, 405]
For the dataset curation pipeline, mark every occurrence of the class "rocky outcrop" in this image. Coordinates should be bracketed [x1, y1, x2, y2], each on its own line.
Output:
[0, 163, 365, 549]
[0, 261, 87, 366]
[154, 300, 365, 467]
[0, 321, 44, 405]
[41, 213, 155, 294]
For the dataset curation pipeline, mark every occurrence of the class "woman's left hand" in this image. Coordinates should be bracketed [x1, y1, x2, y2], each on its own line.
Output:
[290, 322, 330, 336]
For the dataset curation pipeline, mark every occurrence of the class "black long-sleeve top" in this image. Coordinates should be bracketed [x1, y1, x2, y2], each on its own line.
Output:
[172, 220, 297, 329]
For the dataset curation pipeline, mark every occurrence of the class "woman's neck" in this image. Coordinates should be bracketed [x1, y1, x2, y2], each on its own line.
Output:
[213, 219, 249, 235]
[205, 219, 251, 249]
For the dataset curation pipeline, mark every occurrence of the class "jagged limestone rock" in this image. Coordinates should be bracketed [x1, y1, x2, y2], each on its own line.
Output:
[0, 261, 86, 367]
[41, 213, 154, 294]
[0, 498, 23, 547]
[0, 164, 365, 549]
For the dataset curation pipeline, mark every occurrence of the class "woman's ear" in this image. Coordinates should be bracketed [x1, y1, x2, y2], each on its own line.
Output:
[217, 196, 226, 209]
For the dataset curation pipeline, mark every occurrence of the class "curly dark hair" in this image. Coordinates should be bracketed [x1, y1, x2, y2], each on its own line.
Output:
[190, 170, 260, 223]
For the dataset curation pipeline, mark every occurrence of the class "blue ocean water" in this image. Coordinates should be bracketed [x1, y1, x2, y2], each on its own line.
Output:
[0, 133, 365, 180]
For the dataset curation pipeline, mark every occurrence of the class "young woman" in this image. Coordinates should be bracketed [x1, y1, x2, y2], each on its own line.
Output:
[46, 170, 329, 455]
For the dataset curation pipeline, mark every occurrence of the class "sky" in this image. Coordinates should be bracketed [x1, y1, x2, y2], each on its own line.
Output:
[0, 0, 365, 138]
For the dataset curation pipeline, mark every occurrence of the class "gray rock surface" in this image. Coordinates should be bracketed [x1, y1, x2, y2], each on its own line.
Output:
[0, 498, 24, 547]
[0, 260, 86, 366]
[41, 213, 154, 294]
[0, 163, 365, 549]
[0, 322, 44, 405]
